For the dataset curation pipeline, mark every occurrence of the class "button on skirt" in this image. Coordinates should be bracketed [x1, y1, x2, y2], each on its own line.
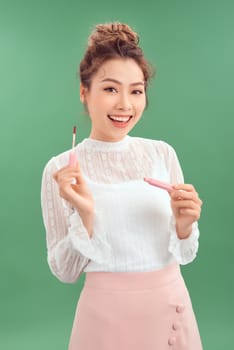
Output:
[68, 263, 203, 350]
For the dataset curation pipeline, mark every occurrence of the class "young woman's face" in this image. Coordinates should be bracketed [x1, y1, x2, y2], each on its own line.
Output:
[80, 58, 146, 142]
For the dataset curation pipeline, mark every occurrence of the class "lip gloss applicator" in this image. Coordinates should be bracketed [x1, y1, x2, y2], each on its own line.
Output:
[144, 177, 173, 192]
[69, 126, 77, 167]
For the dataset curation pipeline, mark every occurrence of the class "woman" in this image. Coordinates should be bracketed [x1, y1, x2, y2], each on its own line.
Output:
[41, 22, 203, 349]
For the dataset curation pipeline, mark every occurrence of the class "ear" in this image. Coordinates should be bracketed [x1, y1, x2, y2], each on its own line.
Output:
[80, 83, 87, 103]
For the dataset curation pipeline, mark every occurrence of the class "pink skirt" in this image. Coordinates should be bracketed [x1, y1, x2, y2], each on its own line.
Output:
[68, 263, 203, 350]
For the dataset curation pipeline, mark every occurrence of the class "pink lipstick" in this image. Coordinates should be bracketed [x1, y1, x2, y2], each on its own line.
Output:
[144, 177, 173, 192]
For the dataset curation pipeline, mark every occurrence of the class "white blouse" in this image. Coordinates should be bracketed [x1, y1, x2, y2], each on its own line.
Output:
[41, 136, 200, 283]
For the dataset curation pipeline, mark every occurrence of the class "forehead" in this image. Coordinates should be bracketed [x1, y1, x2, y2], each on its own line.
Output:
[93, 58, 144, 83]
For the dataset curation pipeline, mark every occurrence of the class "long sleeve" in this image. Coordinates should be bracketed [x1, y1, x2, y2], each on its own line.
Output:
[159, 142, 200, 265]
[41, 136, 200, 276]
[40, 157, 112, 283]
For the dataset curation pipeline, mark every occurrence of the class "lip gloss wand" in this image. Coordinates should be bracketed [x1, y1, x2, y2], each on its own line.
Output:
[144, 177, 173, 192]
[69, 126, 77, 167]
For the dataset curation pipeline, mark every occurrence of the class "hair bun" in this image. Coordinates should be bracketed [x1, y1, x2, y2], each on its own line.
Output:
[80, 21, 154, 90]
[88, 22, 139, 47]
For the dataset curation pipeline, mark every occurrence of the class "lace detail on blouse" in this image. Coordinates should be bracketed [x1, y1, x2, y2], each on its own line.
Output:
[41, 136, 200, 283]
[76, 136, 158, 184]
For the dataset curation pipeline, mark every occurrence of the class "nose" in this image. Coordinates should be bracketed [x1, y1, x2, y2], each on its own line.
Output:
[116, 92, 132, 111]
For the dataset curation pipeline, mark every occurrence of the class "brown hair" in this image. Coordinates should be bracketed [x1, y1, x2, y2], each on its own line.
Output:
[79, 22, 155, 92]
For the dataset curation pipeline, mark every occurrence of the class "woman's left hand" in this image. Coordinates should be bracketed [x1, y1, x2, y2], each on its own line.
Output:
[169, 184, 203, 239]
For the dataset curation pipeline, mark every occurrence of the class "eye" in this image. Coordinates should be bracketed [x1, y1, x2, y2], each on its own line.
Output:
[104, 87, 117, 93]
[132, 89, 144, 95]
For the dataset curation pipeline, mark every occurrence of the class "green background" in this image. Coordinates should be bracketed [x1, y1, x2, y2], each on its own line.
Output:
[1, 0, 233, 349]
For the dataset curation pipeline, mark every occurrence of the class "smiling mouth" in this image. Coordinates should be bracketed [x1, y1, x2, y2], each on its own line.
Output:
[107, 115, 132, 123]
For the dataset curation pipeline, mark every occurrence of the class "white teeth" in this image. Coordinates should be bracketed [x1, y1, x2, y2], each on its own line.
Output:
[108, 115, 131, 122]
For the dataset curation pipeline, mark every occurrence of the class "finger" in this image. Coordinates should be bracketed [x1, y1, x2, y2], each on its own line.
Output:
[53, 166, 69, 181]
[55, 174, 76, 188]
[172, 199, 200, 210]
[170, 190, 192, 201]
[56, 168, 81, 179]
[68, 172, 87, 187]
[53, 166, 74, 180]
[53, 165, 85, 187]
[173, 184, 195, 192]
[171, 190, 202, 204]
[171, 201, 201, 213]
[179, 208, 201, 220]
[73, 169, 86, 184]
[54, 160, 81, 176]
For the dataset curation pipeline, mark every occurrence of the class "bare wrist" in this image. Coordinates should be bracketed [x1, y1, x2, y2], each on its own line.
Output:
[176, 224, 192, 240]
[73, 207, 94, 238]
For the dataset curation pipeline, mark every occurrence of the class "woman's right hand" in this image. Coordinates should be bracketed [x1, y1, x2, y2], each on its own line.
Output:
[53, 158, 94, 236]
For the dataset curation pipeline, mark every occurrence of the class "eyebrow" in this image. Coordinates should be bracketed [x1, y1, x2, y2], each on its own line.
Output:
[100, 78, 145, 86]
